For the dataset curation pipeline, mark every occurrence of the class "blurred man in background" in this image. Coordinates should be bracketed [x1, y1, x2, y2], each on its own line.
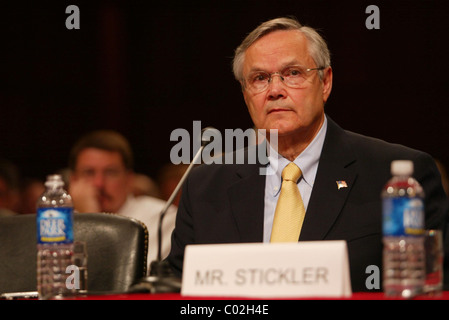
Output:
[0, 158, 20, 216]
[68, 130, 177, 268]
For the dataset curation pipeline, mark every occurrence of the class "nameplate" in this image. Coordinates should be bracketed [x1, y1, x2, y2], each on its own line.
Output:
[181, 241, 352, 298]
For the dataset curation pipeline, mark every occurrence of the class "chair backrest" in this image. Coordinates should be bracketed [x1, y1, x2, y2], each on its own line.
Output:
[0, 213, 148, 294]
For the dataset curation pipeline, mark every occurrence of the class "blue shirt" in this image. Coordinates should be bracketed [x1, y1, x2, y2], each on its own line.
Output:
[263, 116, 328, 242]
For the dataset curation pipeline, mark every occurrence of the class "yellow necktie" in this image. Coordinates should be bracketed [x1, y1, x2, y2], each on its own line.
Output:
[270, 162, 306, 242]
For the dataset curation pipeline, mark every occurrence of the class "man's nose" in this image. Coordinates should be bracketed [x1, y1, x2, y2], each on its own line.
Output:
[92, 173, 105, 188]
[267, 75, 287, 100]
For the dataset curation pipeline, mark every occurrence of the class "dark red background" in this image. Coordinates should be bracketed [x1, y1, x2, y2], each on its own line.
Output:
[2, 1, 448, 181]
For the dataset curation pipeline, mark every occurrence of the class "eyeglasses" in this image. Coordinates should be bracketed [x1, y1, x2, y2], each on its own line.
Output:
[244, 65, 326, 93]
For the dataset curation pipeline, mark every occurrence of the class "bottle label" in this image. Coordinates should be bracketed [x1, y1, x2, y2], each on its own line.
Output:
[37, 207, 74, 244]
[382, 197, 424, 236]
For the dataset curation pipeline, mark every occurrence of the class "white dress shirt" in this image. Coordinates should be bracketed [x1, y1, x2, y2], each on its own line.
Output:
[263, 116, 328, 242]
[118, 195, 177, 271]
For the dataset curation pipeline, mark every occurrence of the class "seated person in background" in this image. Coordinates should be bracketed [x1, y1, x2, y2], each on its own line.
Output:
[18, 177, 45, 214]
[0, 158, 21, 216]
[167, 17, 449, 292]
[132, 173, 161, 198]
[157, 163, 189, 207]
[68, 130, 177, 269]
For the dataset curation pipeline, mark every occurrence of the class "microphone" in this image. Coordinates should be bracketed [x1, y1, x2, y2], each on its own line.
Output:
[129, 126, 216, 294]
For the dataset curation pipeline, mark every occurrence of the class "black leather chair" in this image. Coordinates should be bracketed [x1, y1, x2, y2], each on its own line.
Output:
[0, 213, 148, 294]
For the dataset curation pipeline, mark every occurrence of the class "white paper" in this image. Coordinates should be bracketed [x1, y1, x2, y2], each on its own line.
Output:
[181, 241, 352, 298]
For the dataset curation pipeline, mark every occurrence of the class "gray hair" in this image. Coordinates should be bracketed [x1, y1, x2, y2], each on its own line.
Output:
[232, 17, 331, 82]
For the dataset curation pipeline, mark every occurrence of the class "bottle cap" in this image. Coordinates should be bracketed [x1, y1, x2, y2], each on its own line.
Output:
[391, 160, 414, 176]
[45, 174, 64, 187]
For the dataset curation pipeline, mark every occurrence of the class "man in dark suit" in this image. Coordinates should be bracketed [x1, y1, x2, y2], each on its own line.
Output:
[167, 17, 448, 292]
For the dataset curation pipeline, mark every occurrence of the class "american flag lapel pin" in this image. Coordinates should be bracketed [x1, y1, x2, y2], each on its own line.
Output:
[336, 180, 348, 190]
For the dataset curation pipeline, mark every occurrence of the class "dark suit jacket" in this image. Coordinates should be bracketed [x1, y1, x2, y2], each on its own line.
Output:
[167, 116, 448, 292]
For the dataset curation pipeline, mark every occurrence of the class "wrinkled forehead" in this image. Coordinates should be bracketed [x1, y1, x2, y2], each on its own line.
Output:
[242, 30, 313, 75]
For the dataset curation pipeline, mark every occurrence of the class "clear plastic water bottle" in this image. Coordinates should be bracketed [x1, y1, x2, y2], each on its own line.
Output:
[36, 174, 75, 299]
[382, 160, 425, 298]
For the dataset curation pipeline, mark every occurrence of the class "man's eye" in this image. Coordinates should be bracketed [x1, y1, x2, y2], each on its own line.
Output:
[285, 68, 303, 77]
[252, 73, 269, 82]
[105, 169, 120, 177]
[81, 170, 94, 177]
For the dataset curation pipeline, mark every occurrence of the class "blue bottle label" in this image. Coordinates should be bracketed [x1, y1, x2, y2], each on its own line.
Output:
[382, 197, 424, 236]
[37, 207, 74, 244]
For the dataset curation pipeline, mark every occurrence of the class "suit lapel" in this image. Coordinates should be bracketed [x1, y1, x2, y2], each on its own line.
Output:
[224, 118, 358, 243]
[227, 163, 266, 243]
[300, 117, 358, 241]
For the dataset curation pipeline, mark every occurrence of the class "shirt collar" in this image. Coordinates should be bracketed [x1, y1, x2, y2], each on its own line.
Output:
[266, 116, 328, 196]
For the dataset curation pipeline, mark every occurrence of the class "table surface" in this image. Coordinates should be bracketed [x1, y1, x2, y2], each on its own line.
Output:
[70, 291, 449, 300]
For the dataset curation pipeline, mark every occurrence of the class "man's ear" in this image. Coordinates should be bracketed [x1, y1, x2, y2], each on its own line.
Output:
[322, 67, 333, 103]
